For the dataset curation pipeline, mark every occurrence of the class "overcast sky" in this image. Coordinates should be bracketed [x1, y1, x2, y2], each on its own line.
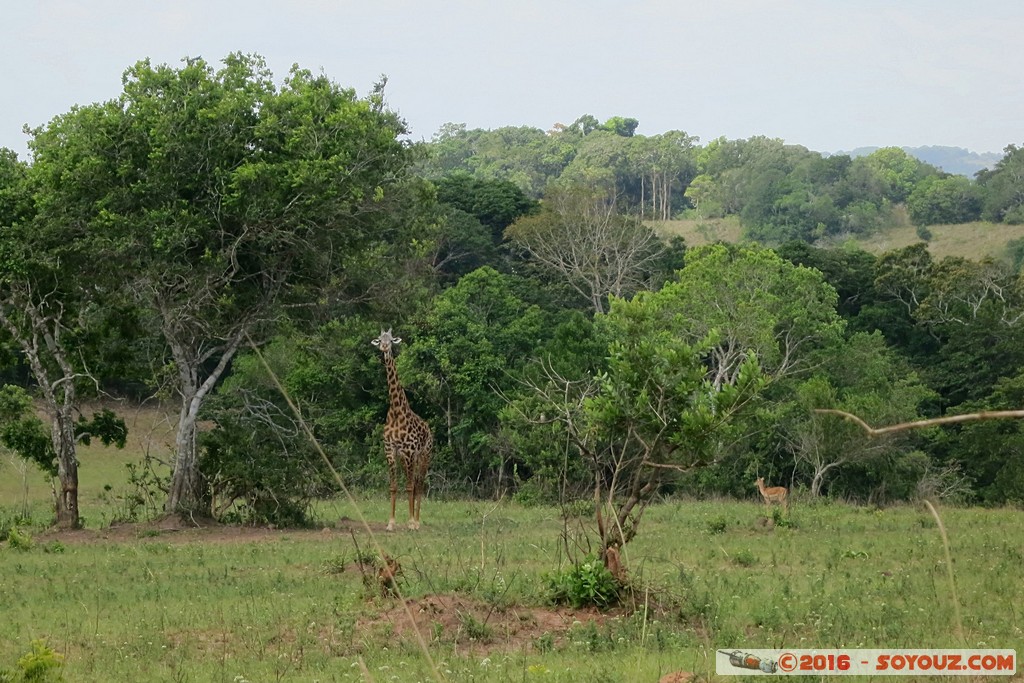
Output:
[3, 0, 1022, 160]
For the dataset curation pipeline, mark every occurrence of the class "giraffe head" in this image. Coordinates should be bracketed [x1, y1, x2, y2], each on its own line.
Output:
[371, 328, 402, 354]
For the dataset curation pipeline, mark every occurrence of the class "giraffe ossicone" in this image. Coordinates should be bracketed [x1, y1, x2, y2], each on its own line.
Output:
[372, 328, 432, 531]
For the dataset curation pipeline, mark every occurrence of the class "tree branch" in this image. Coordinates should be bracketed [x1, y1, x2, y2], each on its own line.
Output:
[814, 408, 1024, 436]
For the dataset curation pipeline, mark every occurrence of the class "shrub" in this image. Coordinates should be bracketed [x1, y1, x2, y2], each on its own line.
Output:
[732, 549, 758, 567]
[706, 516, 730, 534]
[545, 556, 620, 609]
[7, 527, 33, 551]
[0, 640, 64, 682]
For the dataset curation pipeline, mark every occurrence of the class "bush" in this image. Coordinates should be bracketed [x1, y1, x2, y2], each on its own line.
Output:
[0, 640, 64, 682]
[545, 556, 620, 609]
[6, 527, 33, 551]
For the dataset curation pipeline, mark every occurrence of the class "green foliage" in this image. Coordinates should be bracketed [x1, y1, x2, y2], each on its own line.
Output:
[1006, 237, 1024, 273]
[6, 526, 33, 551]
[775, 241, 880, 322]
[731, 549, 758, 567]
[782, 331, 937, 499]
[977, 144, 1024, 223]
[907, 175, 982, 226]
[706, 516, 730, 534]
[545, 557, 620, 609]
[861, 147, 933, 203]
[74, 409, 128, 449]
[435, 172, 537, 238]
[199, 336, 336, 526]
[403, 267, 547, 487]
[652, 243, 844, 382]
[25, 52, 430, 514]
[14, 640, 63, 683]
[0, 385, 54, 476]
[942, 371, 1024, 505]
[599, 116, 639, 138]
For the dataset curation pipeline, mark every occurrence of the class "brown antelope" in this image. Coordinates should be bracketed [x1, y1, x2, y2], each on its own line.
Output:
[756, 477, 788, 512]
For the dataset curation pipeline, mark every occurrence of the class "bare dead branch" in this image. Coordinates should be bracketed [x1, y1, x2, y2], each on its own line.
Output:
[814, 408, 1024, 436]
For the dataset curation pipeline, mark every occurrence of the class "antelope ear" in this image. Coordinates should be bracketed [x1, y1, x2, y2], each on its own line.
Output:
[371, 339, 380, 346]
[393, 337, 402, 345]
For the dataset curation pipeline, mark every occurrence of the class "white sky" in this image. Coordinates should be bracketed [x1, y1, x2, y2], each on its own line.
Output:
[2, 0, 1022, 160]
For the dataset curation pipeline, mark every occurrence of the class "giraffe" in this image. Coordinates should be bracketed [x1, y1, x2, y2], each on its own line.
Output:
[371, 329, 432, 531]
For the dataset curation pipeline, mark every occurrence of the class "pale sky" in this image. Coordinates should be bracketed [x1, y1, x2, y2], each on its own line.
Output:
[2, 0, 1022, 160]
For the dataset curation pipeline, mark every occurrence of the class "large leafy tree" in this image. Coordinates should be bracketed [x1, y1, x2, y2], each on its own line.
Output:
[906, 175, 983, 226]
[783, 332, 935, 497]
[33, 54, 425, 515]
[401, 267, 546, 490]
[977, 144, 1024, 224]
[0, 146, 128, 527]
[654, 243, 845, 389]
[512, 286, 767, 554]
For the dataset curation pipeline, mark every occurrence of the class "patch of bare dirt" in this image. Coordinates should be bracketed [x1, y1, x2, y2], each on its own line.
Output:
[334, 515, 394, 535]
[356, 593, 621, 655]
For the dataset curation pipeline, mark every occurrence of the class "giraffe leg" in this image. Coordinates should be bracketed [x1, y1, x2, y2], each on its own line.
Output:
[406, 478, 418, 530]
[414, 477, 422, 526]
[386, 447, 398, 532]
[414, 446, 430, 526]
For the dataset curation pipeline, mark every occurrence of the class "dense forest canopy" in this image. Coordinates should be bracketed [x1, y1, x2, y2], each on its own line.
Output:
[2, 57, 1023, 531]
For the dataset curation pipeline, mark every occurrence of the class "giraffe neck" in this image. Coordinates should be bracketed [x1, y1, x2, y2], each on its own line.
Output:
[382, 348, 411, 415]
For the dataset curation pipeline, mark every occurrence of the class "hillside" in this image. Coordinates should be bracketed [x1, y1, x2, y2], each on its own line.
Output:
[656, 215, 1024, 262]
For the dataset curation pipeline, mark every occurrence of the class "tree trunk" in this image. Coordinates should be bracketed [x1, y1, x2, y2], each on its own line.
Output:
[163, 331, 244, 516]
[52, 404, 80, 529]
[165, 393, 202, 514]
[0, 300, 84, 529]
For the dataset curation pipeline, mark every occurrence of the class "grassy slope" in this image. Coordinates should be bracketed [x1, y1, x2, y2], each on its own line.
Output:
[656, 214, 1024, 262]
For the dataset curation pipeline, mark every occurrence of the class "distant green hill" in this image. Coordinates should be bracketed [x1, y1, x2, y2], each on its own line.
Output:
[836, 145, 1001, 177]
[655, 214, 1024, 262]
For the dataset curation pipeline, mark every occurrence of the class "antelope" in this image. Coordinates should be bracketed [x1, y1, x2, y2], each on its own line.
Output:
[756, 477, 788, 512]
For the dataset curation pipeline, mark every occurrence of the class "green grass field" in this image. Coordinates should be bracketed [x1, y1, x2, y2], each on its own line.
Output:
[655, 215, 1024, 263]
[2, 405, 1023, 681]
[2, 487, 1022, 682]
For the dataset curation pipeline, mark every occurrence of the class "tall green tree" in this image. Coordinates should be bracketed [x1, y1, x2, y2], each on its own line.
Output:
[513, 286, 767, 552]
[0, 146, 128, 527]
[977, 144, 1024, 224]
[784, 332, 935, 497]
[907, 175, 982, 226]
[654, 244, 845, 388]
[34, 54, 426, 515]
[401, 267, 546, 490]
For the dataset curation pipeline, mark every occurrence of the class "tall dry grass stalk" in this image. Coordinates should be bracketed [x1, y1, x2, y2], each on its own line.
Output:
[246, 333, 444, 683]
[922, 499, 964, 642]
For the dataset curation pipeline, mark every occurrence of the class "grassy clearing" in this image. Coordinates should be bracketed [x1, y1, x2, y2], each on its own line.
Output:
[2, 409, 1022, 680]
[655, 216, 744, 248]
[850, 221, 1024, 261]
[1, 496, 1022, 682]
[654, 215, 1024, 262]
